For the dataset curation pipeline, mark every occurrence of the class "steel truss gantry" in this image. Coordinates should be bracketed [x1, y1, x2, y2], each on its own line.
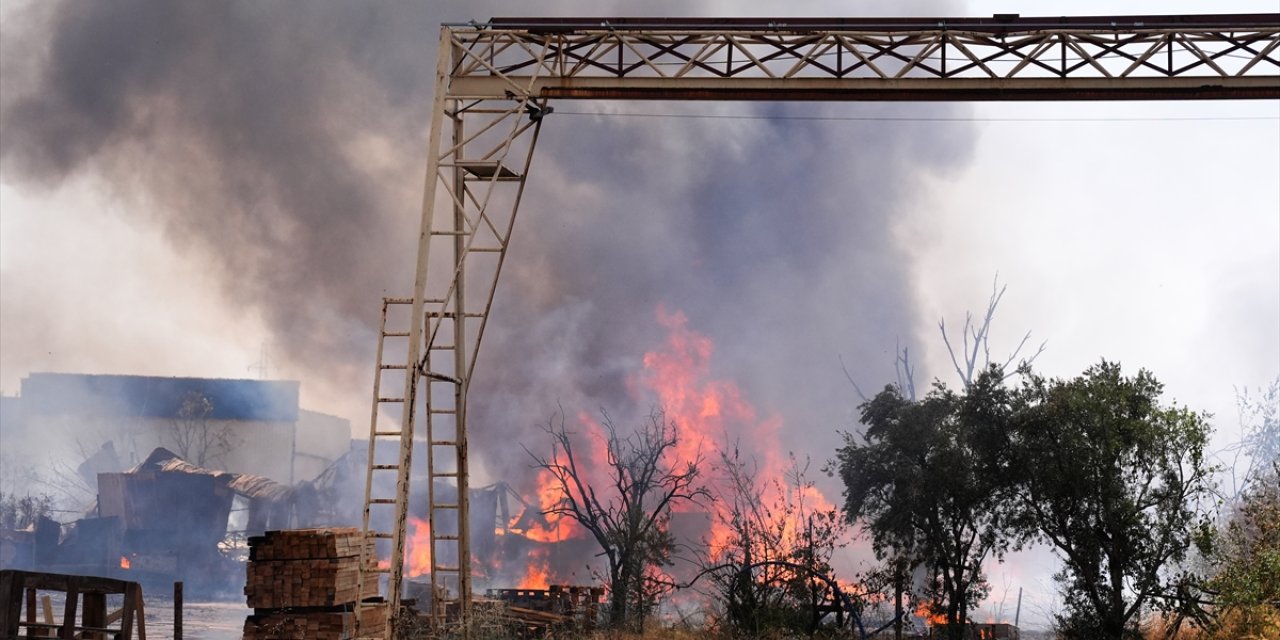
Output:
[357, 13, 1279, 638]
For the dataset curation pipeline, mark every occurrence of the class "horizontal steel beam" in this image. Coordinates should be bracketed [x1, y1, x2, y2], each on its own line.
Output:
[446, 15, 1280, 102]
[451, 75, 1280, 101]
[483, 14, 1280, 34]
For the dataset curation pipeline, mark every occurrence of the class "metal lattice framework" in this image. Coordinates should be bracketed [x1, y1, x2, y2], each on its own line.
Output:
[356, 13, 1279, 639]
[453, 15, 1280, 100]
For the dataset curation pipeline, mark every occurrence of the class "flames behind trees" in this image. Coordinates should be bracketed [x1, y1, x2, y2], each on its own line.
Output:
[519, 306, 858, 631]
[527, 406, 708, 630]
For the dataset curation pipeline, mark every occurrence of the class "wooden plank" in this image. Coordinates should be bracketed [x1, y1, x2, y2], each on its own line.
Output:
[60, 578, 78, 640]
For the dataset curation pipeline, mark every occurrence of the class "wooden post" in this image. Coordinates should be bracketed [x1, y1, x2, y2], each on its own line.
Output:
[60, 577, 79, 640]
[24, 587, 37, 636]
[0, 571, 18, 637]
[133, 582, 147, 640]
[42, 595, 55, 631]
[82, 592, 106, 640]
[173, 582, 183, 640]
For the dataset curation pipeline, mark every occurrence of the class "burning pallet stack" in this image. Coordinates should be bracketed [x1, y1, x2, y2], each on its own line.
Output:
[484, 585, 603, 635]
[243, 528, 386, 640]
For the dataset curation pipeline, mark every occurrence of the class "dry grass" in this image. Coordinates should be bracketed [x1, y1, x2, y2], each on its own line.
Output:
[1140, 607, 1280, 640]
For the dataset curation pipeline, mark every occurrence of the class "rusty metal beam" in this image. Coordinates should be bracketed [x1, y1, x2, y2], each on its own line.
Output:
[453, 75, 1280, 101]
[446, 16, 1280, 101]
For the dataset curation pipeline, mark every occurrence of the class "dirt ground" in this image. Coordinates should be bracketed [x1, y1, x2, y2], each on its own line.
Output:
[130, 598, 250, 640]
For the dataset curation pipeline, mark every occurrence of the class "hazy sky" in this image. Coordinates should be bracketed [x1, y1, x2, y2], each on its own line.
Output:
[1, 0, 1276, 626]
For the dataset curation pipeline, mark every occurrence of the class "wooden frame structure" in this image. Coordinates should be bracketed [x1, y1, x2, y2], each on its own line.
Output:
[356, 13, 1279, 638]
[0, 570, 147, 640]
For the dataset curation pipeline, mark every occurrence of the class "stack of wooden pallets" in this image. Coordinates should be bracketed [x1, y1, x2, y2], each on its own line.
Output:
[243, 528, 386, 639]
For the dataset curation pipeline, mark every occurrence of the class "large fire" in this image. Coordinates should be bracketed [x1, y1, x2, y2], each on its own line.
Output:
[638, 307, 840, 558]
[521, 546, 554, 589]
[521, 468, 585, 544]
[915, 601, 950, 627]
[480, 306, 845, 592]
[406, 516, 432, 578]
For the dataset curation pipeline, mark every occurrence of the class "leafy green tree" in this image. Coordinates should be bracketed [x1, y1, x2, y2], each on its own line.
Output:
[1205, 462, 1280, 637]
[835, 370, 1017, 640]
[1011, 361, 1214, 639]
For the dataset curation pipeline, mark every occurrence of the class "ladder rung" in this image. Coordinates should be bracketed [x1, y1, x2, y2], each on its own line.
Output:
[385, 297, 445, 304]
[429, 408, 457, 415]
[433, 565, 462, 573]
[372, 464, 398, 470]
[383, 331, 410, 338]
[425, 312, 484, 318]
[469, 247, 503, 253]
[432, 472, 460, 478]
[378, 397, 405, 403]
[374, 430, 402, 437]
[433, 503, 459, 510]
[430, 440, 458, 446]
[380, 364, 407, 370]
[427, 344, 456, 350]
[369, 532, 393, 539]
[435, 534, 460, 541]
[430, 231, 468, 236]
[424, 372, 461, 384]
[370, 499, 396, 505]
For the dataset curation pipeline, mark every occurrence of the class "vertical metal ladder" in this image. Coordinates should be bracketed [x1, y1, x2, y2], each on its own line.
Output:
[353, 31, 550, 633]
[422, 301, 470, 627]
[355, 298, 472, 637]
[355, 297, 415, 639]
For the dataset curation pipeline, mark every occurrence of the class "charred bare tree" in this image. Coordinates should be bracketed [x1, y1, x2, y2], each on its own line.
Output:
[169, 390, 237, 468]
[702, 445, 850, 637]
[937, 276, 1046, 392]
[526, 408, 708, 631]
[844, 275, 1045, 403]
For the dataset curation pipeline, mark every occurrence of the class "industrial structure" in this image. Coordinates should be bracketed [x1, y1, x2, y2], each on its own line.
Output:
[354, 13, 1280, 637]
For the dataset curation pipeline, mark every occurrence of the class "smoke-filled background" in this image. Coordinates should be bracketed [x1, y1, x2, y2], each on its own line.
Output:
[2, 0, 1277, 626]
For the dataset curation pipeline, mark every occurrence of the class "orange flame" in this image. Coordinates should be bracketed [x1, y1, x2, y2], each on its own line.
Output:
[119, 555, 131, 570]
[519, 546, 553, 589]
[915, 601, 949, 627]
[638, 306, 840, 557]
[406, 517, 432, 578]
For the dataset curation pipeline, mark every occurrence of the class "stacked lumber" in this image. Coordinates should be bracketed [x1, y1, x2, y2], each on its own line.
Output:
[248, 527, 375, 561]
[243, 528, 385, 640]
[245, 557, 374, 608]
[244, 605, 386, 640]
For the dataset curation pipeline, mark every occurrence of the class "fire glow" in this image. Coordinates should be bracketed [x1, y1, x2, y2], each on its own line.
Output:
[415, 306, 845, 592]
[916, 601, 949, 628]
[406, 516, 431, 578]
[638, 307, 840, 559]
[119, 555, 131, 570]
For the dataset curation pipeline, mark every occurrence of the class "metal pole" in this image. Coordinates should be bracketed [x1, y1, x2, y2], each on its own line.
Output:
[174, 581, 183, 640]
[1014, 586, 1022, 638]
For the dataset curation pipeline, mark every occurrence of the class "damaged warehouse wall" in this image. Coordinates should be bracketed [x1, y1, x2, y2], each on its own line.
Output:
[2, 372, 350, 490]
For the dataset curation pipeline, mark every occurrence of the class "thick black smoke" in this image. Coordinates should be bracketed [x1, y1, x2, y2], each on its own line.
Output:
[1, 0, 974, 493]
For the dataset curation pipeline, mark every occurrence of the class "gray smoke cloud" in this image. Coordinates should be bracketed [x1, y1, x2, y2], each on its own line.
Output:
[1, 0, 974, 496]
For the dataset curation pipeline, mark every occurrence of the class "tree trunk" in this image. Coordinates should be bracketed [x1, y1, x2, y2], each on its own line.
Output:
[893, 566, 903, 640]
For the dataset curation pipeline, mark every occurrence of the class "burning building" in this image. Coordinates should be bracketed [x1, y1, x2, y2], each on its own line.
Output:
[1, 372, 350, 485]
